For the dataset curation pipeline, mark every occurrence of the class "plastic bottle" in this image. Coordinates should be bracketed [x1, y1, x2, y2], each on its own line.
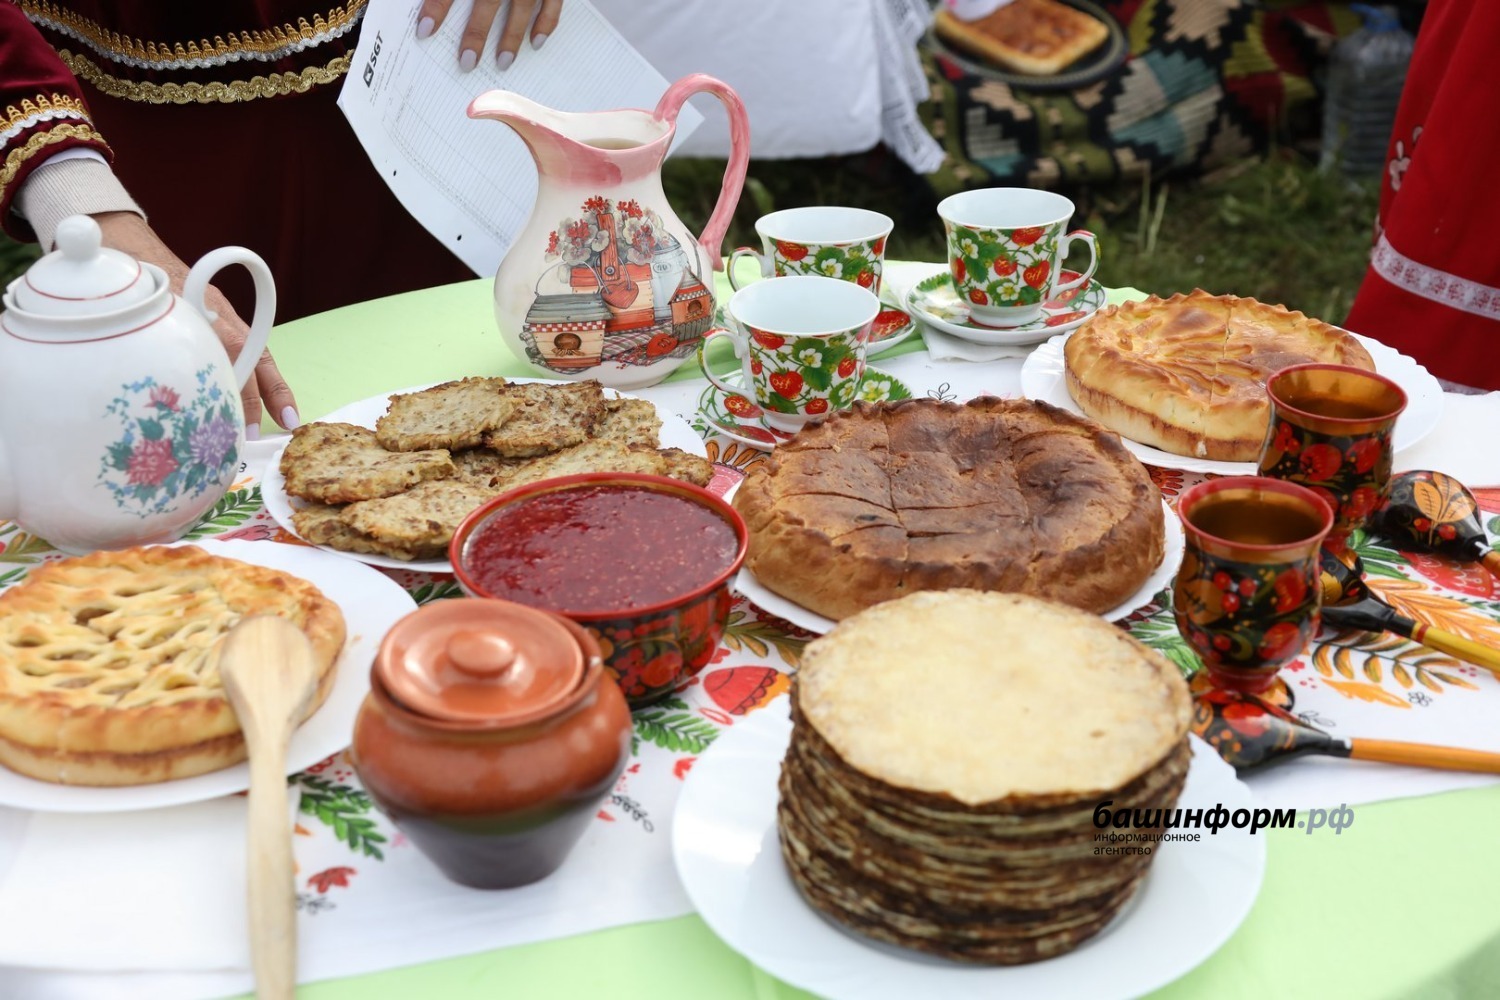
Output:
[1320, 4, 1415, 178]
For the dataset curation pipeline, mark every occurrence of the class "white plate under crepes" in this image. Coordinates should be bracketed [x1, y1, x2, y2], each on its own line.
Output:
[1020, 332, 1445, 475]
[737, 498, 1183, 635]
[0, 539, 415, 813]
[262, 378, 709, 573]
[672, 697, 1265, 1000]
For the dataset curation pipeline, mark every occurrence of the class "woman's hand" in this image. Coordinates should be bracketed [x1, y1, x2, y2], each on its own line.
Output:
[415, 0, 564, 71]
[92, 212, 299, 439]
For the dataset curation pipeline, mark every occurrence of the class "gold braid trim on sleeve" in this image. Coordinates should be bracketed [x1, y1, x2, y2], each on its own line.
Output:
[21, 0, 367, 65]
[4, 94, 92, 131]
[1, 122, 111, 202]
[59, 51, 353, 105]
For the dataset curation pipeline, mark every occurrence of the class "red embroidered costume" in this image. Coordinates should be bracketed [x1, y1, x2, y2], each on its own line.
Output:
[1343, 0, 1500, 390]
[0, 1, 472, 321]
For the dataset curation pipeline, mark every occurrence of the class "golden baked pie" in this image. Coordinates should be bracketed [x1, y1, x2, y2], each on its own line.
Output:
[778, 591, 1192, 963]
[934, 0, 1110, 76]
[1064, 291, 1377, 462]
[732, 397, 1163, 620]
[0, 546, 346, 786]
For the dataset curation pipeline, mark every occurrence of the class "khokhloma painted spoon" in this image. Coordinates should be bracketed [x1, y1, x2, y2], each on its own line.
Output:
[1373, 470, 1500, 581]
[1192, 686, 1500, 773]
[1318, 548, 1500, 678]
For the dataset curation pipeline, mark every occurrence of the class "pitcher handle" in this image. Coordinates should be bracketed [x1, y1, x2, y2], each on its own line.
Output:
[654, 74, 750, 270]
[182, 247, 277, 392]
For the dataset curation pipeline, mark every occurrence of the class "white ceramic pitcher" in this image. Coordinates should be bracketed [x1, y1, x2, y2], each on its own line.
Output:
[0, 215, 275, 553]
[469, 74, 750, 391]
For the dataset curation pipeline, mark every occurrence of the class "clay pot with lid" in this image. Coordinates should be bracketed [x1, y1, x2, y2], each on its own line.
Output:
[351, 598, 631, 889]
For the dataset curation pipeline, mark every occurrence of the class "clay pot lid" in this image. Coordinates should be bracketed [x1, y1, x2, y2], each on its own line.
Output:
[375, 599, 585, 724]
[14, 215, 154, 317]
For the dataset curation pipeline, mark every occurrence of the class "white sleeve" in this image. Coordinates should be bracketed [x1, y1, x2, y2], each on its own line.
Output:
[14, 153, 145, 251]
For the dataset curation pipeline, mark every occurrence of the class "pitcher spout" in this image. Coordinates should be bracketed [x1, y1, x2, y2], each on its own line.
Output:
[468, 91, 670, 187]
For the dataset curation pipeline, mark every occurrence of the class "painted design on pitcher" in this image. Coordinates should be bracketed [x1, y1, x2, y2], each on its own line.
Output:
[772, 236, 884, 294]
[945, 221, 1063, 309]
[521, 196, 713, 373]
[98, 367, 240, 517]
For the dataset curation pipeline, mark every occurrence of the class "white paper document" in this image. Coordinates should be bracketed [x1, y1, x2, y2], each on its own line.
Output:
[340, 0, 702, 277]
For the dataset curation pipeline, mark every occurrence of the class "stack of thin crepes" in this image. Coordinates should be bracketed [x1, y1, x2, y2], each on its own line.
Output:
[777, 591, 1193, 964]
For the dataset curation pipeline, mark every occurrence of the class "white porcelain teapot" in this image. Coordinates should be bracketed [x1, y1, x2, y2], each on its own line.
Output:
[0, 215, 274, 553]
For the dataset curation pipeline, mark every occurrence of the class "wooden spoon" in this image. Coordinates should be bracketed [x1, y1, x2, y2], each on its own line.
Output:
[1373, 470, 1500, 581]
[220, 615, 320, 1000]
[1318, 548, 1500, 677]
[1193, 686, 1500, 773]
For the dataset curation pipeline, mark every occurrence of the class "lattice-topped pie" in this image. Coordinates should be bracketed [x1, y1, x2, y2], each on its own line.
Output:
[0, 546, 345, 786]
[1064, 291, 1376, 462]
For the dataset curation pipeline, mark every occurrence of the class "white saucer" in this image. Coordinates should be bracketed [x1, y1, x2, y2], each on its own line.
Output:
[697, 366, 914, 451]
[906, 270, 1108, 346]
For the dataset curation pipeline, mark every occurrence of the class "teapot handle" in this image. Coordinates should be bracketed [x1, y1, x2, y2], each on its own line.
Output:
[181, 247, 277, 391]
[654, 74, 750, 271]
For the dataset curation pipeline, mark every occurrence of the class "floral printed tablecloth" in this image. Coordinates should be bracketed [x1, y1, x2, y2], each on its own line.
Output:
[0, 345, 1498, 997]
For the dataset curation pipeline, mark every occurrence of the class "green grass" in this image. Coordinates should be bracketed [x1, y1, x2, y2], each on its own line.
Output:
[2, 151, 1378, 325]
[0, 236, 39, 290]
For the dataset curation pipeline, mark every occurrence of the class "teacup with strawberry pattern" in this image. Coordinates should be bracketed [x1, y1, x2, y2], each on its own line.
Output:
[937, 188, 1099, 328]
[700, 275, 879, 432]
[728, 206, 893, 296]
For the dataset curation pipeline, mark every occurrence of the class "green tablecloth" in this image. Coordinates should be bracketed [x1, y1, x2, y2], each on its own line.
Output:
[261, 275, 1500, 1000]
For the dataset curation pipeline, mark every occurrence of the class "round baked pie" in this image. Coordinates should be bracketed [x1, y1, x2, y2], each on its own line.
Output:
[731, 396, 1164, 620]
[1064, 290, 1376, 462]
[0, 546, 346, 786]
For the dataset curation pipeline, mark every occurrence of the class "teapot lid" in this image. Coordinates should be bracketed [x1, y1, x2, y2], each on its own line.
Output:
[13, 215, 154, 317]
[375, 598, 586, 724]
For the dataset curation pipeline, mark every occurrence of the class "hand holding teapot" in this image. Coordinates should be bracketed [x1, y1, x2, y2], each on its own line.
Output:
[94, 211, 298, 436]
[0, 215, 277, 553]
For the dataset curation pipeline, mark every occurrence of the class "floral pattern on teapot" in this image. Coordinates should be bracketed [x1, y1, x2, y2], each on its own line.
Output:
[519, 195, 714, 374]
[100, 366, 240, 516]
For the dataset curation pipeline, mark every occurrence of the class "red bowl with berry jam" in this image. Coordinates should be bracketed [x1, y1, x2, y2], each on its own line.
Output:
[450, 473, 748, 708]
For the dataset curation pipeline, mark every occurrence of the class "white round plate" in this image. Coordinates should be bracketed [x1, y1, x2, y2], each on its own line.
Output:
[672, 699, 1264, 1000]
[263, 379, 708, 572]
[1020, 332, 1445, 475]
[0, 539, 415, 813]
[906, 270, 1108, 346]
[737, 498, 1183, 635]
